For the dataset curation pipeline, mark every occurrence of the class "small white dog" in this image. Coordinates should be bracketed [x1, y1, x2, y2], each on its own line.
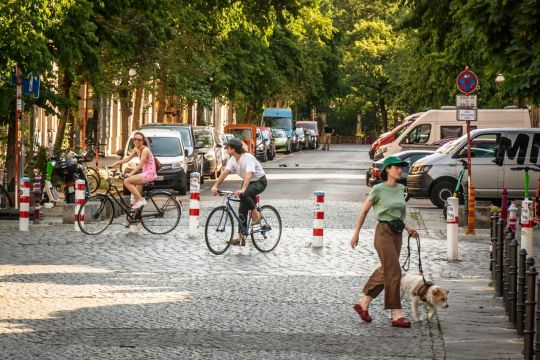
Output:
[400, 273, 449, 322]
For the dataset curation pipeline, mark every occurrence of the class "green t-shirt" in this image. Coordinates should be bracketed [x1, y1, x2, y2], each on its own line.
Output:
[368, 182, 407, 222]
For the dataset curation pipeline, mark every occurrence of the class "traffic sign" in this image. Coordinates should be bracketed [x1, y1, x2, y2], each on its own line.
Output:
[22, 73, 40, 99]
[456, 94, 477, 109]
[456, 67, 478, 94]
[457, 108, 477, 121]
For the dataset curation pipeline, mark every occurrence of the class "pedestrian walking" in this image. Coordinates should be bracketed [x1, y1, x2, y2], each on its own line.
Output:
[111, 132, 158, 209]
[350, 156, 418, 328]
[211, 138, 267, 246]
[320, 124, 334, 150]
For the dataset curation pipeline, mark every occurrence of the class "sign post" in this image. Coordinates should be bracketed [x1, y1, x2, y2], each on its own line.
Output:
[456, 66, 478, 234]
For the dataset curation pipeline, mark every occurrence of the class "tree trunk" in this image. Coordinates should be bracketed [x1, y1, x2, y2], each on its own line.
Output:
[379, 97, 388, 132]
[156, 69, 167, 123]
[119, 86, 131, 149]
[132, 82, 144, 130]
[55, 69, 73, 151]
[5, 122, 16, 190]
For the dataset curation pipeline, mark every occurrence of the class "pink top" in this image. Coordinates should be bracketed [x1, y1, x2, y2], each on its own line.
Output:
[139, 147, 158, 183]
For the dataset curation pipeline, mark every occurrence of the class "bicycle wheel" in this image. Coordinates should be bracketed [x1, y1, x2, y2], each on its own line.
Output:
[140, 192, 181, 234]
[78, 194, 114, 235]
[251, 205, 282, 253]
[87, 174, 99, 193]
[205, 206, 234, 255]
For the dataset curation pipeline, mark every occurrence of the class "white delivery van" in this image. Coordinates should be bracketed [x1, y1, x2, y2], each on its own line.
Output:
[407, 128, 540, 208]
[375, 108, 531, 159]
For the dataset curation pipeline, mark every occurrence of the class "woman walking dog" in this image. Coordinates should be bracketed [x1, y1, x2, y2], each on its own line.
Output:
[350, 156, 418, 328]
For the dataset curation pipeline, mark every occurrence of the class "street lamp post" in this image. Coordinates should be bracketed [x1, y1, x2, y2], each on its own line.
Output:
[495, 74, 505, 108]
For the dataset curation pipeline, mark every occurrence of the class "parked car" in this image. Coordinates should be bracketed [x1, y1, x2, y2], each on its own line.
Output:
[289, 128, 300, 152]
[119, 128, 188, 195]
[375, 108, 532, 160]
[219, 133, 234, 166]
[296, 120, 320, 148]
[306, 129, 318, 149]
[141, 123, 205, 187]
[272, 128, 292, 153]
[366, 151, 435, 197]
[194, 127, 223, 179]
[295, 128, 308, 150]
[408, 128, 540, 208]
[257, 127, 276, 160]
[369, 115, 419, 159]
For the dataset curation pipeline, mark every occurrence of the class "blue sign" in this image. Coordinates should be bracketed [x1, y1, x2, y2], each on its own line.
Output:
[22, 73, 40, 99]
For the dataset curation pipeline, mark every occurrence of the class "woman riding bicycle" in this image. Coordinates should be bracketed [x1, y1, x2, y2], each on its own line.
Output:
[211, 138, 267, 245]
[111, 132, 158, 209]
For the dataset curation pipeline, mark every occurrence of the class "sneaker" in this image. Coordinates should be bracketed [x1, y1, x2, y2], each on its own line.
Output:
[132, 199, 147, 209]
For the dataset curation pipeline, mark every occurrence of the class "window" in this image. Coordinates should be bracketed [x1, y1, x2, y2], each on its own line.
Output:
[403, 124, 431, 144]
[441, 126, 463, 139]
[457, 133, 499, 158]
[195, 132, 213, 148]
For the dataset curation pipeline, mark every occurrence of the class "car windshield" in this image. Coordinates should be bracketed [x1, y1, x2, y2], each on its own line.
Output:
[128, 137, 181, 157]
[272, 129, 286, 138]
[178, 127, 192, 147]
[230, 129, 253, 140]
[298, 123, 317, 131]
[396, 122, 412, 137]
[439, 136, 466, 154]
[296, 129, 304, 136]
[195, 132, 213, 148]
[263, 117, 292, 129]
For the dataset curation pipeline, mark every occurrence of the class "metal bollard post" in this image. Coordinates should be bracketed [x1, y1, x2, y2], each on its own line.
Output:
[501, 187, 508, 221]
[74, 179, 85, 231]
[491, 212, 499, 283]
[524, 260, 537, 360]
[503, 230, 512, 309]
[522, 198, 534, 256]
[447, 196, 459, 260]
[508, 201, 518, 234]
[312, 191, 325, 248]
[19, 177, 30, 231]
[33, 175, 42, 224]
[496, 217, 505, 297]
[517, 249, 528, 335]
[509, 238, 518, 325]
[189, 172, 200, 238]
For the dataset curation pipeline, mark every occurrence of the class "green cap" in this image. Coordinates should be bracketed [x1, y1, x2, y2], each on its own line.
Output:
[382, 156, 409, 170]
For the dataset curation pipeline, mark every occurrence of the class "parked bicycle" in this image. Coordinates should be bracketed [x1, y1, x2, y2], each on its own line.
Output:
[77, 166, 181, 235]
[205, 189, 282, 255]
[73, 149, 100, 193]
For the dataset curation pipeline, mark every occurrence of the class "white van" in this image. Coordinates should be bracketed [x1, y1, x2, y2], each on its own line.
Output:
[119, 128, 188, 195]
[407, 128, 540, 208]
[374, 108, 531, 159]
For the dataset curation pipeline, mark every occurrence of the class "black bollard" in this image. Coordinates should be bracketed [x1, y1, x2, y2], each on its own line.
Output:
[517, 249, 528, 335]
[491, 212, 499, 283]
[496, 218, 505, 297]
[524, 260, 537, 360]
[509, 239, 518, 325]
[503, 230, 512, 309]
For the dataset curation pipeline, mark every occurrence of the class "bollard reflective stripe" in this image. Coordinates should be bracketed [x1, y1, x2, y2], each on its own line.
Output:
[19, 177, 30, 231]
[508, 201, 518, 233]
[446, 196, 459, 261]
[189, 172, 200, 238]
[312, 191, 325, 248]
[33, 175, 42, 224]
[521, 199, 534, 256]
[74, 179, 86, 231]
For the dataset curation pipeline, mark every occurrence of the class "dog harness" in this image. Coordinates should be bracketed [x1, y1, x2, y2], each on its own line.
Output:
[414, 281, 434, 302]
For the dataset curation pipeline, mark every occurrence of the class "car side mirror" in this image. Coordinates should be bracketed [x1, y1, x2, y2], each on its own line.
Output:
[184, 149, 189, 157]
[195, 141, 204, 149]
[116, 149, 124, 157]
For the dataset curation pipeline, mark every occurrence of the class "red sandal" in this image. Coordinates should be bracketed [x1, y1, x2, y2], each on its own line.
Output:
[391, 317, 411, 328]
[353, 304, 372, 323]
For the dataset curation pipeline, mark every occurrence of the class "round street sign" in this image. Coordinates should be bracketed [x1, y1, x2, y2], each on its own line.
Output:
[456, 67, 478, 94]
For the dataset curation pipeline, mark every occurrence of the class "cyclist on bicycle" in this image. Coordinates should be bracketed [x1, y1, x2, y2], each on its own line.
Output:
[111, 132, 158, 209]
[211, 138, 267, 245]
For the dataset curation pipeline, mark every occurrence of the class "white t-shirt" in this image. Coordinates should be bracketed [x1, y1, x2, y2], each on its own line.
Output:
[226, 153, 266, 181]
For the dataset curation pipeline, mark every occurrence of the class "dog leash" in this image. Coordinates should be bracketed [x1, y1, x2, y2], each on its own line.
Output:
[401, 234, 428, 284]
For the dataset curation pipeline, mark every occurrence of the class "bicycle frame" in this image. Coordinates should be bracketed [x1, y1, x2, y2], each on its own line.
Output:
[218, 195, 269, 236]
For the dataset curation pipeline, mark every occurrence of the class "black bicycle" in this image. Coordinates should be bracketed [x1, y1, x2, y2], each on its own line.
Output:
[78, 167, 182, 235]
[205, 190, 282, 255]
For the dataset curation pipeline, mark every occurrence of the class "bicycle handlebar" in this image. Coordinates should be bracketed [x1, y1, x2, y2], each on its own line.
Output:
[510, 167, 540, 172]
[217, 189, 235, 197]
[104, 166, 126, 179]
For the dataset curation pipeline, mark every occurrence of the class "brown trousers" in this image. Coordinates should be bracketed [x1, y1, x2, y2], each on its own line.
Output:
[363, 223, 403, 309]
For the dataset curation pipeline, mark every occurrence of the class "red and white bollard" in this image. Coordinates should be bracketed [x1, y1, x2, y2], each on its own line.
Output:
[508, 201, 518, 234]
[33, 175, 42, 224]
[74, 179, 85, 231]
[189, 172, 200, 238]
[19, 177, 30, 231]
[446, 196, 459, 261]
[521, 198, 534, 255]
[312, 191, 325, 248]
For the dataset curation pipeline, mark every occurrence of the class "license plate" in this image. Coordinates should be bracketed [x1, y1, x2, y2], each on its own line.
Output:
[156, 176, 164, 181]
[68, 185, 75, 193]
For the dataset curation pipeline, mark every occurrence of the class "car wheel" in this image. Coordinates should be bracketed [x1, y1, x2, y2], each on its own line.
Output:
[430, 180, 455, 209]
[267, 149, 274, 160]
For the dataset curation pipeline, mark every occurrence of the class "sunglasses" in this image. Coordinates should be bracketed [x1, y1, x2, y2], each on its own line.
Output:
[134, 138, 143, 141]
